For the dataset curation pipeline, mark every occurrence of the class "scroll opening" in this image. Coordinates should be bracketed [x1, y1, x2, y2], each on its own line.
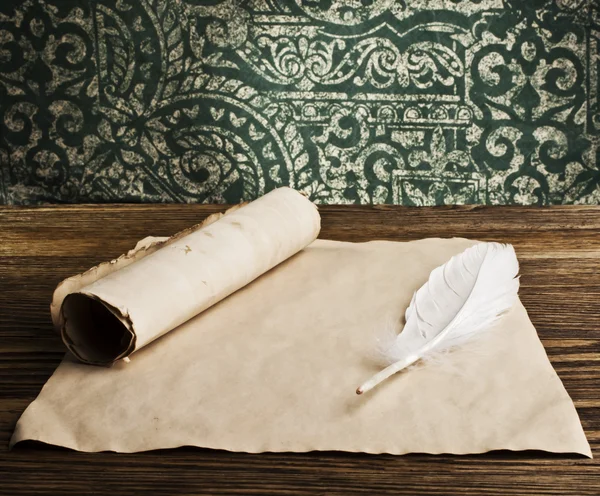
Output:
[61, 293, 134, 364]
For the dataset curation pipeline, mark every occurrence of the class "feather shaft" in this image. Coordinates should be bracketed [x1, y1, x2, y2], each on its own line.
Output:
[356, 354, 419, 394]
[357, 323, 449, 394]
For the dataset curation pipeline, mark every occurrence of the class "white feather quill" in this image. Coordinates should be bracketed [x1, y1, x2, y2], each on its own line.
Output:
[356, 242, 520, 395]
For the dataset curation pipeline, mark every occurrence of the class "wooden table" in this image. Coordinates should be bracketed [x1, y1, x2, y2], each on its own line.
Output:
[1, 204, 598, 495]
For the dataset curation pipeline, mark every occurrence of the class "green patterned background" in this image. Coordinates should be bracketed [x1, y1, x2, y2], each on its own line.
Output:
[0, 0, 599, 205]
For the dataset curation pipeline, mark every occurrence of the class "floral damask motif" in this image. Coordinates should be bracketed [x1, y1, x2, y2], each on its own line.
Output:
[468, 2, 598, 204]
[0, 0, 96, 202]
[81, 0, 286, 202]
[0, 0, 598, 205]
[237, 36, 464, 91]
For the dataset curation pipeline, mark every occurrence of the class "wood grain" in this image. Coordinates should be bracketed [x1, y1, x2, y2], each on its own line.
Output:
[0, 204, 599, 495]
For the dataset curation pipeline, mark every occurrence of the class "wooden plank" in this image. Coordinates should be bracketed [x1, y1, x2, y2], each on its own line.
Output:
[0, 205, 598, 495]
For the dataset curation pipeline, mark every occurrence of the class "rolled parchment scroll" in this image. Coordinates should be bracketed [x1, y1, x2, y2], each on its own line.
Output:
[52, 187, 320, 365]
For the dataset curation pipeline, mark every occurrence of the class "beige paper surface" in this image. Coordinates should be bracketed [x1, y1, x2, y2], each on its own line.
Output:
[11, 236, 591, 456]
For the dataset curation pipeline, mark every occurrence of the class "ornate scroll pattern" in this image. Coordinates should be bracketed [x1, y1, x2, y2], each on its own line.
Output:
[0, 0, 598, 204]
[0, 0, 96, 203]
[468, 0, 599, 204]
[237, 37, 464, 90]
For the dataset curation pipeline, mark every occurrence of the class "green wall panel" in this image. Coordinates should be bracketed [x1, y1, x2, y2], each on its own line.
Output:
[0, 0, 599, 204]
